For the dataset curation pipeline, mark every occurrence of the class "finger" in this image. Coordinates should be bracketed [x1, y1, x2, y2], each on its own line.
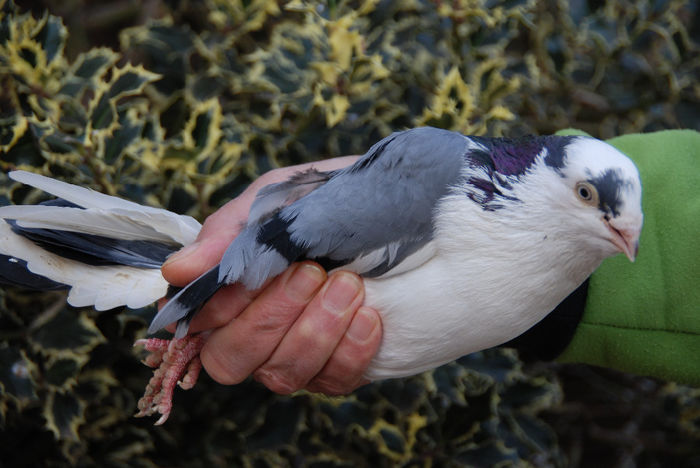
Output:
[160, 239, 232, 287]
[200, 262, 326, 385]
[161, 184, 264, 286]
[252, 271, 365, 394]
[186, 281, 258, 333]
[160, 198, 249, 286]
[305, 306, 382, 395]
[162, 273, 272, 334]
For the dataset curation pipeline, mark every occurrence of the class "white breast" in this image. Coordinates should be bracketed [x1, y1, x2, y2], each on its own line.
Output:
[362, 193, 602, 381]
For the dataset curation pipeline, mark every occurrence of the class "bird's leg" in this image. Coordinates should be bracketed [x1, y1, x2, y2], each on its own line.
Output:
[133, 333, 206, 425]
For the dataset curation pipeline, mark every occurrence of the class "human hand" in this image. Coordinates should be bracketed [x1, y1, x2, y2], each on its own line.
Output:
[161, 157, 383, 395]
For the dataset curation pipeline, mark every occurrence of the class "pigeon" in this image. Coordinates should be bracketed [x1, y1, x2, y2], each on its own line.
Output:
[0, 127, 643, 424]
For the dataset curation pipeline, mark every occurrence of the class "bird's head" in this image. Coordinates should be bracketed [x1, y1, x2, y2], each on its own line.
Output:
[545, 136, 643, 262]
[463, 134, 643, 264]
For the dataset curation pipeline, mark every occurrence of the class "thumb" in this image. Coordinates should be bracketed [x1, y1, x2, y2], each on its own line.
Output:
[161, 237, 233, 287]
[161, 198, 251, 286]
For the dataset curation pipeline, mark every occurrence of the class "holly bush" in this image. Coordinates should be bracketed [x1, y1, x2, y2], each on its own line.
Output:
[1, 0, 698, 466]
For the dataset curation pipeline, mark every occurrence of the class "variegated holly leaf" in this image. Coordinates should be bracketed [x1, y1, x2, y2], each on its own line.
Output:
[43, 389, 84, 440]
[29, 307, 105, 355]
[59, 47, 119, 98]
[88, 64, 160, 135]
[44, 353, 89, 390]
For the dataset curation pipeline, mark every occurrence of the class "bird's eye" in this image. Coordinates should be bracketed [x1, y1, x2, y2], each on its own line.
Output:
[575, 181, 598, 205]
[578, 186, 591, 199]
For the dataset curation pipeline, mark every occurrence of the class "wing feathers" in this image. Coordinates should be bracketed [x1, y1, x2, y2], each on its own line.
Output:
[0, 219, 168, 309]
[1, 171, 200, 310]
[7, 171, 201, 245]
[7, 221, 176, 268]
[9, 170, 149, 211]
[0, 205, 181, 244]
[248, 169, 334, 226]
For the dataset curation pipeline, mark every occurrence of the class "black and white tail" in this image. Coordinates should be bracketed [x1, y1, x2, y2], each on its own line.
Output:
[0, 171, 201, 310]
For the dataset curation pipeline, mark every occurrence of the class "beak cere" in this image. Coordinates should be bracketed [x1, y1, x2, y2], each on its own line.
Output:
[605, 220, 641, 262]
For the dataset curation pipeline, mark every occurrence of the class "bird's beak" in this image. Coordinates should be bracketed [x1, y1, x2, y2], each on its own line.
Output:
[604, 218, 641, 262]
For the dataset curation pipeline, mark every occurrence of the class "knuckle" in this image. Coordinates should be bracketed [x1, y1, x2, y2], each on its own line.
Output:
[307, 375, 355, 396]
[333, 346, 371, 374]
[296, 321, 332, 349]
[255, 368, 304, 395]
[197, 300, 232, 329]
[198, 284, 254, 328]
[251, 301, 303, 335]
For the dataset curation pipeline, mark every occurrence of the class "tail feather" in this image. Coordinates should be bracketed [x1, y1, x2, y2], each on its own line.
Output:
[0, 219, 169, 309]
[1, 171, 202, 311]
[7, 220, 177, 268]
[9, 170, 148, 212]
[6, 171, 201, 245]
[148, 266, 222, 338]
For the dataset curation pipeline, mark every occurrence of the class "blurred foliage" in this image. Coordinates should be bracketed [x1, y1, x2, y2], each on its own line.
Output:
[0, 0, 698, 465]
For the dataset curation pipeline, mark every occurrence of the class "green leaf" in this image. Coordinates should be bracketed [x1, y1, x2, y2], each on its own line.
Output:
[190, 74, 226, 101]
[45, 354, 87, 389]
[59, 48, 120, 99]
[183, 98, 222, 163]
[0, 114, 27, 151]
[320, 399, 374, 432]
[455, 440, 520, 466]
[72, 47, 118, 80]
[41, 130, 83, 154]
[377, 424, 406, 456]
[511, 413, 558, 453]
[43, 390, 84, 440]
[35, 13, 66, 64]
[162, 144, 198, 162]
[108, 68, 159, 99]
[499, 378, 561, 413]
[89, 65, 160, 133]
[90, 93, 114, 130]
[103, 114, 144, 163]
[0, 132, 45, 168]
[57, 97, 88, 130]
[29, 308, 104, 354]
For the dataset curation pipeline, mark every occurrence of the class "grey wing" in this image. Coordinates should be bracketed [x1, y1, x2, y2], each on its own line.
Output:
[252, 127, 469, 278]
[153, 127, 469, 336]
[247, 169, 335, 226]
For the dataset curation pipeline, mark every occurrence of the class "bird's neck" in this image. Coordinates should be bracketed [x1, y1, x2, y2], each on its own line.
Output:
[434, 193, 604, 310]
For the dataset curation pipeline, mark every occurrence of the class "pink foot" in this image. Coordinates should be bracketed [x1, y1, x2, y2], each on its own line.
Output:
[134, 334, 206, 425]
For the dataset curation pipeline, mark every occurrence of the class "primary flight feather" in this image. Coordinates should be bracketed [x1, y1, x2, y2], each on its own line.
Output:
[0, 127, 643, 424]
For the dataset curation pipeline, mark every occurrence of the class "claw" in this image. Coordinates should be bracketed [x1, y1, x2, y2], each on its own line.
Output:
[134, 334, 206, 424]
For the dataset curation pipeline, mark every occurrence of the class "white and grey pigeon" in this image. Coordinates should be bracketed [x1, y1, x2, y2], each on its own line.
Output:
[0, 127, 643, 424]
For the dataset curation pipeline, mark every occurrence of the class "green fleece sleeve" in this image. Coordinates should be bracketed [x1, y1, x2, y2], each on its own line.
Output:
[556, 130, 700, 385]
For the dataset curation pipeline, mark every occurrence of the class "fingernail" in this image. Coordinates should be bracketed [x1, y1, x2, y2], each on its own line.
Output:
[322, 272, 361, 315]
[347, 308, 378, 343]
[163, 242, 200, 267]
[285, 263, 325, 302]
